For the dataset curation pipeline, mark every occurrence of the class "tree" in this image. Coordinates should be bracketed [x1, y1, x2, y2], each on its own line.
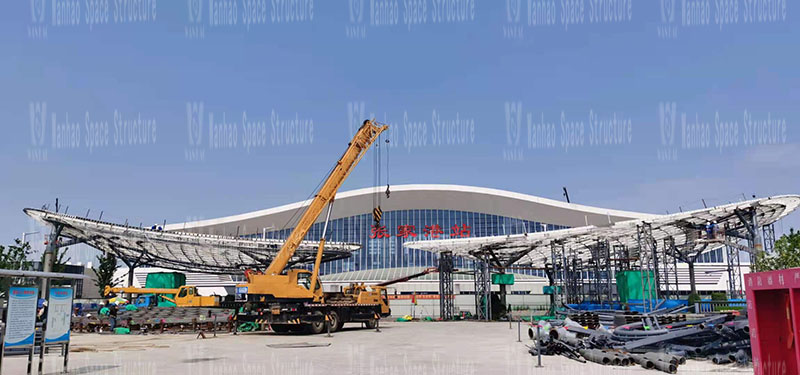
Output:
[0, 239, 34, 294]
[93, 252, 119, 296]
[753, 228, 800, 272]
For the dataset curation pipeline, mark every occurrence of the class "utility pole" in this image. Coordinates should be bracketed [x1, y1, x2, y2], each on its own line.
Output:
[41, 226, 63, 297]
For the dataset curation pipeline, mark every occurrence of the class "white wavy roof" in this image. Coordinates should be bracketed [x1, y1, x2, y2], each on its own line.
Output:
[405, 195, 800, 267]
[167, 184, 651, 235]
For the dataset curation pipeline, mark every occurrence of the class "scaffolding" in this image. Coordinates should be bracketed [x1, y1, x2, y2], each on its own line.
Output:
[763, 223, 776, 253]
[661, 237, 680, 299]
[565, 244, 584, 304]
[636, 224, 659, 310]
[473, 256, 491, 321]
[438, 251, 455, 320]
[726, 239, 743, 299]
[586, 241, 612, 304]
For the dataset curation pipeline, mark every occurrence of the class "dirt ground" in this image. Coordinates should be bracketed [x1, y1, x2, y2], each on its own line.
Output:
[3, 321, 752, 374]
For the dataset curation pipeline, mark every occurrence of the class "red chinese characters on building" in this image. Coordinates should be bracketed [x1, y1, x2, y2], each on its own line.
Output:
[396, 225, 418, 238]
[370, 225, 391, 239]
[450, 224, 471, 238]
[370, 224, 471, 239]
[423, 224, 444, 238]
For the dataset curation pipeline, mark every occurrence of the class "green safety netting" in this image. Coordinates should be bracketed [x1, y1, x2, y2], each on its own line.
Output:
[144, 272, 186, 289]
[145, 272, 185, 307]
[616, 270, 657, 302]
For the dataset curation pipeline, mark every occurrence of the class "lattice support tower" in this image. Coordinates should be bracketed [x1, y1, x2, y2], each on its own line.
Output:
[636, 224, 659, 311]
[473, 256, 491, 321]
[438, 251, 455, 320]
[763, 224, 776, 253]
[661, 237, 679, 299]
[565, 257, 584, 304]
[550, 242, 565, 309]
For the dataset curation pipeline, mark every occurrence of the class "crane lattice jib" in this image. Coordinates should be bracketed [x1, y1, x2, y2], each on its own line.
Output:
[264, 120, 388, 276]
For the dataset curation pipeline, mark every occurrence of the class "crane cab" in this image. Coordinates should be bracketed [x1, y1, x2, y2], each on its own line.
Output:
[235, 269, 323, 302]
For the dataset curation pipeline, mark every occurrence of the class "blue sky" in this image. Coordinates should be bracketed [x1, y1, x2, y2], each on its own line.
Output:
[1, 1, 798, 264]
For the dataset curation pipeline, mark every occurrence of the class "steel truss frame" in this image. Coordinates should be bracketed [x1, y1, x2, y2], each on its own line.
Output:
[438, 251, 455, 320]
[473, 255, 491, 321]
[661, 237, 679, 299]
[636, 224, 659, 311]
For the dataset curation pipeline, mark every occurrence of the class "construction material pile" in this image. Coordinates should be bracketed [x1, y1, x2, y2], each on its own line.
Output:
[527, 310, 751, 373]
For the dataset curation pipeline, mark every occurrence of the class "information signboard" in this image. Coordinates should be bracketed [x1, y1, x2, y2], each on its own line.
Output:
[45, 287, 73, 344]
[3, 286, 38, 348]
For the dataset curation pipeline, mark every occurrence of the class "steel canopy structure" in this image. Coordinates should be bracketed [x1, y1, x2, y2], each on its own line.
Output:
[24, 208, 360, 275]
[405, 195, 800, 312]
[404, 195, 800, 268]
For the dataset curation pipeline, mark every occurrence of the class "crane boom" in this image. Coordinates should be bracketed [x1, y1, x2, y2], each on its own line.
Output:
[263, 120, 388, 276]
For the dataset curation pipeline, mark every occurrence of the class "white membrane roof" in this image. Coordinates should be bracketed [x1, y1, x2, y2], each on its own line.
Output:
[24, 208, 360, 274]
[404, 195, 800, 267]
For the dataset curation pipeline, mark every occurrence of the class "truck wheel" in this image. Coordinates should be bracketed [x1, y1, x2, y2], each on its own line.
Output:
[306, 312, 326, 335]
[364, 319, 377, 329]
[307, 321, 325, 335]
[328, 311, 342, 333]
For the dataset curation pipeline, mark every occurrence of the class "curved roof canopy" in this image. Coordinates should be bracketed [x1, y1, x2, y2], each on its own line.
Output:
[404, 195, 800, 268]
[24, 208, 360, 274]
[168, 184, 649, 236]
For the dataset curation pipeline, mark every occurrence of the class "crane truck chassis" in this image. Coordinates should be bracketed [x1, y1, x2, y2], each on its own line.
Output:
[235, 282, 390, 333]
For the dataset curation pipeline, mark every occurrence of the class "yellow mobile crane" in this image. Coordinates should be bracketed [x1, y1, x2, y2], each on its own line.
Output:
[236, 120, 390, 334]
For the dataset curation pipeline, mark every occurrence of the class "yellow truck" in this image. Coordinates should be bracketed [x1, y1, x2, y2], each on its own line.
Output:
[104, 285, 222, 307]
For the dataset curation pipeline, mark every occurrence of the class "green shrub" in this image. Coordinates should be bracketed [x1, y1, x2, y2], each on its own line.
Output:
[687, 293, 701, 305]
[710, 292, 727, 301]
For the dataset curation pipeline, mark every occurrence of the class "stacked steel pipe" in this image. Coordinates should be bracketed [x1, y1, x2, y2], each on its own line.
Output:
[527, 311, 751, 373]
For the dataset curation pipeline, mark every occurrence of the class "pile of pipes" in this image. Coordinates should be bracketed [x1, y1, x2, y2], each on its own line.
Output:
[527, 313, 751, 373]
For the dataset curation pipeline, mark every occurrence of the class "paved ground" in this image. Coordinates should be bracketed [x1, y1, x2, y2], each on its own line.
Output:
[5, 321, 751, 374]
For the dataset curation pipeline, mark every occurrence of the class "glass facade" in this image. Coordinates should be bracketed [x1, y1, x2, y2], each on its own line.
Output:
[694, 248, 724, 263]
[246, 209, 567, 276]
